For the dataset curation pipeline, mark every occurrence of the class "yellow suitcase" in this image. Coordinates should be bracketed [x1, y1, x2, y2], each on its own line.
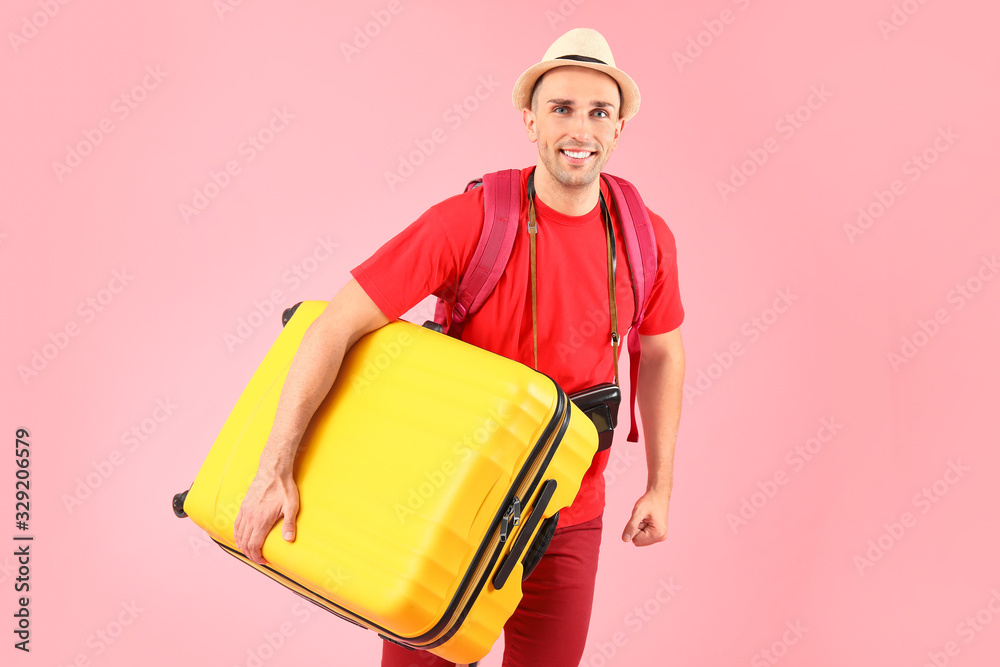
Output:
[173, 300, 598, 663]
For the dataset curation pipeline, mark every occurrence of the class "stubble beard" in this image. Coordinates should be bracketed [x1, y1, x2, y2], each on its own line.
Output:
[539, 142, 610, 190]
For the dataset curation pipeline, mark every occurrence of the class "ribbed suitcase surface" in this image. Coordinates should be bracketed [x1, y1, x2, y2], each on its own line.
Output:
[177, 301, 598, 663]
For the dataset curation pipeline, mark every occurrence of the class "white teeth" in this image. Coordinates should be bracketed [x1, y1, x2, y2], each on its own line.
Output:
[562, 150, 592, 159]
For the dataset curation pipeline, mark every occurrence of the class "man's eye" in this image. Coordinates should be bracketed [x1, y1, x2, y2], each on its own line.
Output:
[554, 107, 568, 113]
[594, 109, 609, 118]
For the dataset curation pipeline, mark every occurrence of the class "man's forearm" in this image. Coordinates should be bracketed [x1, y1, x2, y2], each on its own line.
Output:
[234, 281, 389, 562]
[259, 280, 390, 476]
[636, 337, 685, 497]
[259, 316, 352, 476]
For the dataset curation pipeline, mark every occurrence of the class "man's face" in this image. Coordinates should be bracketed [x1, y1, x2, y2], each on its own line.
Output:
[524, 66, 625, 189]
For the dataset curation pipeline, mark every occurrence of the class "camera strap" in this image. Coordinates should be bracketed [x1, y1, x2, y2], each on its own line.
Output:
[526, 171, 620, 385]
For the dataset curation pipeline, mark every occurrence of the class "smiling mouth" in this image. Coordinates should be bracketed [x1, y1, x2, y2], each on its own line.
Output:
[560, 149, 595, 160]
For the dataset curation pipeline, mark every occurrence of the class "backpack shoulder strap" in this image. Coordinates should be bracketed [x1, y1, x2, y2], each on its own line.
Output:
[602, 173, 659, 443]
[437, 169, 521, 338]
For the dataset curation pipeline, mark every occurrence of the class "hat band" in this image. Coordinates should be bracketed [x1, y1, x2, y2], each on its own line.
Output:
[556, 54, 608, 65]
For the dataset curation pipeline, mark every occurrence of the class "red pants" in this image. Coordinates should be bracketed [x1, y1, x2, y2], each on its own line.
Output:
[381, 513, 603, 667]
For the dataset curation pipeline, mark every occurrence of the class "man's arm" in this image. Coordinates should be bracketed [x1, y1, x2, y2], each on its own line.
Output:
[621, 326, 685, 546]
[234, 278, 389, 565]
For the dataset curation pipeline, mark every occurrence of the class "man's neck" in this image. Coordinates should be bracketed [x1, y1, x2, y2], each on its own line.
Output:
[532, 164, 601, 217]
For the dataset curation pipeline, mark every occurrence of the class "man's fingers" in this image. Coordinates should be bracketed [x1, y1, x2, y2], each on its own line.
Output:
[282, 488, 300, 541]
[632, 524, 655, 546]
[232, 477, 300, 559]
[234, 500, 260, 555]
[622, 513, 644, 542]
[282, 513, 297, 541]
[234, 507, 245, 545]
[631, 521, 667, 547]
[247, 525, 268, 565]
[622, 493, 670, 547]
[633, 534, 653, 547]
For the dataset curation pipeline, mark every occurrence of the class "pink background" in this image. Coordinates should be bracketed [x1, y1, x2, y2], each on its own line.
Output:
[3, 1, 999, 665]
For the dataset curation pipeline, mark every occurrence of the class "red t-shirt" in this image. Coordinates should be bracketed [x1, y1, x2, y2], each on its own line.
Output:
[351, 166, 683, 527]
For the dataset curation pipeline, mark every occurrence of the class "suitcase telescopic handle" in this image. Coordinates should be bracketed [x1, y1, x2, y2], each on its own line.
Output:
[491, 479, 558, 590]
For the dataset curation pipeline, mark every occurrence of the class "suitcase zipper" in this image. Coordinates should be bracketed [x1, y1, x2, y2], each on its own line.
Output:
[499, 498, 522, 543]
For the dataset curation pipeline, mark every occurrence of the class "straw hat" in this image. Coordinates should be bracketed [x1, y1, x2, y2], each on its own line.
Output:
[511, 28, 641, 122]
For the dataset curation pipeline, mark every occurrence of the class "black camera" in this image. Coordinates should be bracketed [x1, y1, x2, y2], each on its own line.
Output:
[569, 382, 621, 452]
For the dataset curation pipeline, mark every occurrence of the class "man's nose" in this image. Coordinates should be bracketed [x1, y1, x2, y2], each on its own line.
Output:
[567, 114, 593, 143]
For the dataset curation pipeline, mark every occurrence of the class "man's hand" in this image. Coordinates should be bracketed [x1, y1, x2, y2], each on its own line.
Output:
[624, 327, 683, 548]
[234, 463, 300, 565]
[621, 489, 670, 547]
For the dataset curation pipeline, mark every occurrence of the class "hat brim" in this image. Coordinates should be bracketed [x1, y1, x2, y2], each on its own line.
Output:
[512, 60, 640, 122]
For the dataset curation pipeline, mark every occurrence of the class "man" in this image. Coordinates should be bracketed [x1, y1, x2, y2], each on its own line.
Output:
[234, 28, 685, 667]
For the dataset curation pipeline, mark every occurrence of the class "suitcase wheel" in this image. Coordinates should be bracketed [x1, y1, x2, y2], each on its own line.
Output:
[172, 489, 189, 518]
[281, 302, 303, 327]
[521, 511, 559, 581]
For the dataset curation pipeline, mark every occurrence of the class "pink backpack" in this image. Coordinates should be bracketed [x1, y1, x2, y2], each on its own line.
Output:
[430, 169, 658, 443]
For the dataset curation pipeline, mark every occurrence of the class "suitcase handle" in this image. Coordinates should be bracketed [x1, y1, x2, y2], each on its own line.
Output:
[491, 479, 558, 590]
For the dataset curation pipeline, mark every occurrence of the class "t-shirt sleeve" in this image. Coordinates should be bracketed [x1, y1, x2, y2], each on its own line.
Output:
[350, 191, 482, 321]
[635, 208, 684, 335]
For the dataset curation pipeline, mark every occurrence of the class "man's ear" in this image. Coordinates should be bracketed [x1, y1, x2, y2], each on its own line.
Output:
[523, 108, 538, 143]
[611, 118, 625, 151]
